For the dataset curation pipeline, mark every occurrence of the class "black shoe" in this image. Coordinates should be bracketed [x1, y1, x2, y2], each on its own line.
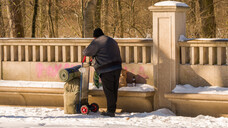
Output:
[101, 111, 115, 117]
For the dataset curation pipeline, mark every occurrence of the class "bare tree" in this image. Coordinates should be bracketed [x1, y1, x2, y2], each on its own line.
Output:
[39, 0, 47, 37]
[94, 0, 102, 28]
[48, 0, 55, 37]
[0, 1, 5, 37]
[112, 0, 118, 37]
[118, 0, 123, 38]
[6, 0, 25, 37]
[0, 0, 226, 38]
[54, 0, 59, 37]
[84, 0, 97, 37]
[32, 0, 39, 37]
[103, 0, 109, 34]
[81, 0, 85, 37]
[198, 0, 216, 38]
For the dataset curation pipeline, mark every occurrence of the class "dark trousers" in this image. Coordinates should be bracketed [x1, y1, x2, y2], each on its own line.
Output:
[100, 69, 121, 113]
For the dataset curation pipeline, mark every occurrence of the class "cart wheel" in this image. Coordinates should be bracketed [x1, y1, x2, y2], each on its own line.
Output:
[80, 105, 89, 115]
[91, 103, 99, 112]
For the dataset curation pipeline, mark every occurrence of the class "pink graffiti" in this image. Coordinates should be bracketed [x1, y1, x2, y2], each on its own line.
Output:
[123, 66, 149, 79]
[138, 66, 149, 79]
[36, 63, 77, 78]
[36, 63, 45, 78]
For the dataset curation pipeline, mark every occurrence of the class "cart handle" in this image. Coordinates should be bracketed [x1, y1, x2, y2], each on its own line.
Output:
[82, 56, 86, 63]
[82, 56, 93, 65]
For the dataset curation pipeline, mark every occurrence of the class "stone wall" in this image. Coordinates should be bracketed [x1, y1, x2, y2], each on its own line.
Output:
[0, 38, 153, 85]
[179, 39, 228, 87]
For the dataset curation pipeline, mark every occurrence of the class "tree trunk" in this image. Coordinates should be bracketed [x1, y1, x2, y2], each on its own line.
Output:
[22, 0, 26, 36]
[0, 2, 5, 37]
[48, 0, 55, 37]
[39, 0, 47, 37]
[198, 0, 216, 38]
[32, 0, 39, 37]
[103, 0, 108, 34]
[130, 0, 136, 28]
[94, 0, 102, 28]
[54, 0, 59, 37]
[84, 0, 97, 38]
[6, 0, 25, 37]
[118, 0, 123, 38]
[81, 0, 84, 37]
[112, 0, 117, 37]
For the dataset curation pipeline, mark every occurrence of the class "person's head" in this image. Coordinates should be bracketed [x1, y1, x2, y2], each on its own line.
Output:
[93, 28, 104, 39]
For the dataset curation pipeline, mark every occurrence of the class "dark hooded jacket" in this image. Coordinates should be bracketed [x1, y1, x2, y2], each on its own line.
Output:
[83, 35, 122, 74]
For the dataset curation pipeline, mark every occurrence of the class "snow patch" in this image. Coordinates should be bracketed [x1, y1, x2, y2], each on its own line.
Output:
[173, 84, 228, 94]
[0, 80, 154, 92]
[154, 1, 189, 7]
[179, 35, 189, 42]
[89, 83, 155, 92]
[179, 35, 228, 42]
[0, 80, 65, 88]
[0, 106, 228, 128]
[151, 108, 176, 116]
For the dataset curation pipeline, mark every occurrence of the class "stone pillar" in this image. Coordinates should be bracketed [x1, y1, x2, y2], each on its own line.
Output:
[149, 1, 189, 109]
[0, 46, 1, 80]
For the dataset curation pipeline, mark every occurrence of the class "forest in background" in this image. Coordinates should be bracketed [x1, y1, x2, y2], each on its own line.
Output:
[0, 0, 227, 38]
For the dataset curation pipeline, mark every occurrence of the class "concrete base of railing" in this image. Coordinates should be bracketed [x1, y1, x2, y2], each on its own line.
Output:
[165, 93, 228, 117]
[89, 90, 154, 112]
[0, 86, 154, 112]
[0, 87, 64, 107]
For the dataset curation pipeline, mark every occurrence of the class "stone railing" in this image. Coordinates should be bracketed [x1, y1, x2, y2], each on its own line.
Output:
[179, 39, 228, 65]
[0, 38, 153, 64]
[0, 38, 153, 80]
[179, 39, 228, 87]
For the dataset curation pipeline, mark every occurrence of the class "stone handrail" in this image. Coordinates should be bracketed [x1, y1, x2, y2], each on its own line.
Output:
[179, 39, 228, 65]
[0, 38, 153, 64]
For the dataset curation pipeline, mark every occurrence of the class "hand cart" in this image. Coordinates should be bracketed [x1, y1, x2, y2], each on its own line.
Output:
[77, 56, 99, 114]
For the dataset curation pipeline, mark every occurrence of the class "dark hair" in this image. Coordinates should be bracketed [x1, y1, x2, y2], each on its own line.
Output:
[93, 28, 104, 38]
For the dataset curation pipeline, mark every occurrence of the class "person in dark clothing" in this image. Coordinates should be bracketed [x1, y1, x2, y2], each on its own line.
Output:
[83, 28, 122, 117]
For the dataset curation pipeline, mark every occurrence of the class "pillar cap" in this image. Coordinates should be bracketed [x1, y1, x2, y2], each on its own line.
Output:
[149, 1, 189, 12]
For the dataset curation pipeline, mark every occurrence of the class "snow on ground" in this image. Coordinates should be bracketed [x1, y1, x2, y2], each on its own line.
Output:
[0, 106, 228, 128]
[0, 80, 155, 92]
[173, 84, 228, 95]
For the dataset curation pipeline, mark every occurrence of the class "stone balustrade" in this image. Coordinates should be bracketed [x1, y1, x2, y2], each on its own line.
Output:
[180, 39, 228, 65]
[0, 38, 153, 81]
[0, 38, 154, 112]
[179, 39, 228, 87]
[0, 38, 152, 64]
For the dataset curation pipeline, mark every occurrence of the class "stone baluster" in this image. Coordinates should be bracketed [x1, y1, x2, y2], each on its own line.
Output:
[0, 45, 2, 79]
[125, 46, 130, 64]
[18, 46, 22, 61]
[209, 47, 216, 65]
[190, 47, 199, 65]
[151, 46, 153, 64]
[70, 46, 75, 63]
[78, 46, 82, 63]
[55, 46, 59, 62]
[217, 47, 226, 65]
[10, 46, 14, 61]
[134, 46, 138, 63]
[47, 46, 51, 62]
[62, 46, 66, 62]
[142, 46, 146, 64]
[40, 46, 44, 62]
[199, 47, 208, 65]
